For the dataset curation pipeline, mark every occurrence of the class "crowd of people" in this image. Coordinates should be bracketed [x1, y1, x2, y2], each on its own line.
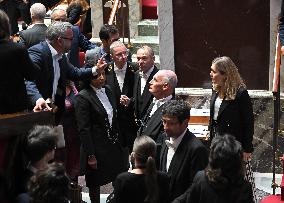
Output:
[0, 1, 259, 203]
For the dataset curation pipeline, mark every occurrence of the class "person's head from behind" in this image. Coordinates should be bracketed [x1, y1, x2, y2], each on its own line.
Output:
[46, 21, 73, 54]
[99, 24, 119, 52]
[149, 70, 177, 99]
[26, 125, 57, 166]
[50, 8, 67, 22]
[85, 47, 101, 67]
[0, 9, 10, 40]
[162, 100, 191, 139]
[132, 135, 158, 203]
[210, 56, 245, 99]
[206, 134, 244, 189]
[136, 46, 155, 73]
[30, 3, 46, 22]
[29, 162, 70, 203]
[110, 41, 128, 68]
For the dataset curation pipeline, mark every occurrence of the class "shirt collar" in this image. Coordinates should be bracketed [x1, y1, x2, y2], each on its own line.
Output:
[114, 63, 127, 73]
[46, 40, 62, 59]
[168, 128, 187, 149]
[90, 84, 105, 93]
[140, 66, 154, 79]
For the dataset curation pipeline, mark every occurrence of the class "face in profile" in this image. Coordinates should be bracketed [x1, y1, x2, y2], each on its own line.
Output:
[90, 71, 106, 88]
[149, 72, 166, 97]
[210, 64, 226, 87]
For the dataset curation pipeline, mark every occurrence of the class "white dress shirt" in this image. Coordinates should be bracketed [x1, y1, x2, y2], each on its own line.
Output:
[114, 63, 127, 92]
[47, 41, 62, 101]
[149, 95, 172, 117]
[140, 66, 154, 95]
[213, 97, 223, 120]
[165, 128, 187, 171]
[91, 86, 113, 126]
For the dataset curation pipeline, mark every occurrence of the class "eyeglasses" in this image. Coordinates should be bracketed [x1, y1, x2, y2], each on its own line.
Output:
[115, 50, 129, 59]
[60, 36, 73, 41]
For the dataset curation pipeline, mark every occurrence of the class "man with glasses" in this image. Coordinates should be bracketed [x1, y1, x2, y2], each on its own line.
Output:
[50, 8, 97, 68]
[25, 21, 106, 123]
[105, 41, 138, 151]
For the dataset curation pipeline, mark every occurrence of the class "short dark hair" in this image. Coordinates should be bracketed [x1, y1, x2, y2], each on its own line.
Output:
[205, 134, 244, 189]
[26, 125, 57, 164]
[99, 24, 118, 40]
[0, 9, 10, 40]
[29, 162, 70, 203]
[162, 100, 191, 123]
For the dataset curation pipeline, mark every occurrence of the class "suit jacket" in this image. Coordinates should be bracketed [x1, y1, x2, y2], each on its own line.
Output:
[173, 171, 254, 203]
[105, 62, 139, 148]
[68, 26, 97, 67]
[25, 41, 94, 119]
[209, 87, 254, 152]
[132, 66, 159, 121]
[19, 24, 47, 48]
[75, 85, 129, 186]
[0, 40, 36, 114]
[160, 130, 208, 201]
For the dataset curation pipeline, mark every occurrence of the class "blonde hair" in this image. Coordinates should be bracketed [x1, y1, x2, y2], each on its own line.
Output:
[212, 56, 246, 100]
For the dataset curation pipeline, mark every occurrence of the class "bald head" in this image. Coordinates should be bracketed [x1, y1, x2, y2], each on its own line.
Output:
[149, 70, 177, 99]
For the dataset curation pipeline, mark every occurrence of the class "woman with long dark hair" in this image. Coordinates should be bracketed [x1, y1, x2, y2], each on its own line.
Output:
[178, 134, 253, 203]
[113, 135, 169, 203]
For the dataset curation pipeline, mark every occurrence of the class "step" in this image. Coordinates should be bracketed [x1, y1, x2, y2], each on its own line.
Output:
[137, 19, 158, 36]
[130, 36, 159, 55]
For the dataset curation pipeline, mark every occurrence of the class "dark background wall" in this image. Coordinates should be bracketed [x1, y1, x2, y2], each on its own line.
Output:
[173, 0, 270, 89]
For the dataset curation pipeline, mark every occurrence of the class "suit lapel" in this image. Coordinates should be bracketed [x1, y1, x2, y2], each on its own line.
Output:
[42, 41, 55, 96]
[168, 130, 191, 177]
[210, 90, 218, 119]
[87, 87, 108, 116]
[217, 98, 229, 120]
[121, 63, 133, 95]
[160, 139, 168, 172]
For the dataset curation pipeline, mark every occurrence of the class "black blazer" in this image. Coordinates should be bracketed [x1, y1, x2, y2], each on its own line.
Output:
[105, 62, 138, 147]
[132, 66, 159, 121]
[159, 130, 208, 201]
[75, 85, 129, 186]
[19, 24, 47, 48]
[209, 86, 254, 152]
[173, 170, 254, 203]
[0, 40, 36, 114]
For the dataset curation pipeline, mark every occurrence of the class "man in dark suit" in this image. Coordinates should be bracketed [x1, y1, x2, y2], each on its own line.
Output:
[159, 100, 208, 202]
[25, 21, 106, 123]
[138, 69, 177, 144]
[50, 8, 97, 68]
[19, 3, 47, 48]
[105, 41, 138, 150]
[121, 45, 159, 126]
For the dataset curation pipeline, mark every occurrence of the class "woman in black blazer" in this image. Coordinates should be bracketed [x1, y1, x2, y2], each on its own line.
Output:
[208, 56, 256, 201]
[75, 71, 129, 203]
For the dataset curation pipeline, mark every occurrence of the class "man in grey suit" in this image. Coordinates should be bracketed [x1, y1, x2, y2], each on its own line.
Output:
[19, 3, 47, 48]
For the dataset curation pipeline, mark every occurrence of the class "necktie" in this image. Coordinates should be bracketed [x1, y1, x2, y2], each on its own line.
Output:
[165, 140, 175, 149]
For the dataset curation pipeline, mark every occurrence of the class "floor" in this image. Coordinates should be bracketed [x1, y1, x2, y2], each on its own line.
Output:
[79, 173, 283, 203]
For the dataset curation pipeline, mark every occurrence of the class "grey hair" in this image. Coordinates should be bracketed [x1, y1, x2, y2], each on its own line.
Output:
[46, 21, 72, 43]
[138, 45, 155, 58]
[158, 69, 178, 88]
[30, 3, 46, 20]
[110, 40, 125, 55]
[85, 47, 101, 66]
[50, 8, 67, 20]
[0, 9, 10, 40]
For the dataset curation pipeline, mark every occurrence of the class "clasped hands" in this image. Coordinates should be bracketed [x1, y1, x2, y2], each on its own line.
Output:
[34, 98, 58, 113]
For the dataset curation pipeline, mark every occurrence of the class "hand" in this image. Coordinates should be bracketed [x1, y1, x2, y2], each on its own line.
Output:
[243, 152, 252, 162]
[33, 98, 52, 112]
[120, 95, 130, 107]
[88, 155, 97, 170]
[96, 55, 107, 74]
[281, 46, 284, 56]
